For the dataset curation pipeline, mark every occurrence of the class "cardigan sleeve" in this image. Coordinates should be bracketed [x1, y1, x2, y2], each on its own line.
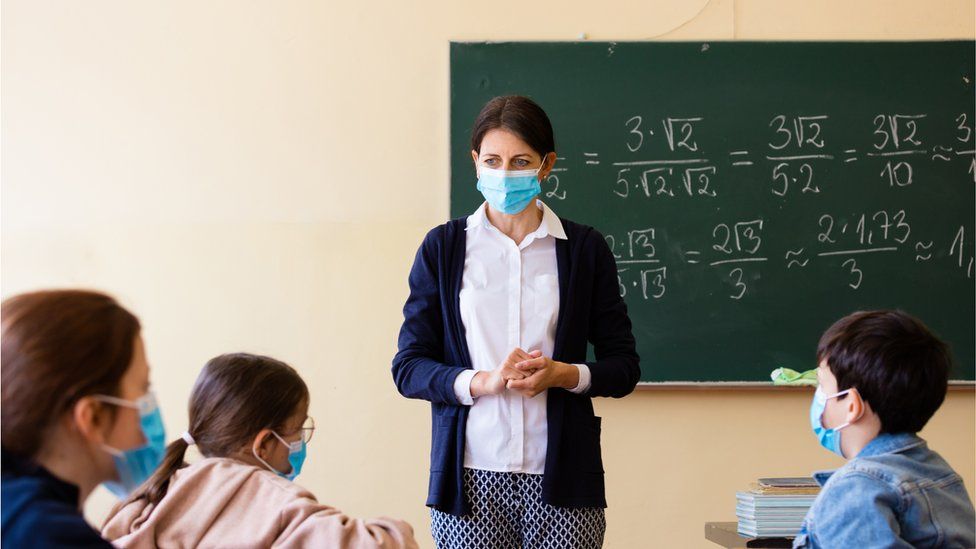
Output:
[583, 229, 642, 398]
[391, 227, 468, 405]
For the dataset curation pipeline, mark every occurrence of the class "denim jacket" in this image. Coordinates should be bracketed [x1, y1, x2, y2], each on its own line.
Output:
[794, 433, 975, 548]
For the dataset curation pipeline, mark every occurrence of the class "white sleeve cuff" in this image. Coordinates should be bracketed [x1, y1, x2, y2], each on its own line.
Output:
[453, 369, 477, 405]
[569, 364, 592, 394]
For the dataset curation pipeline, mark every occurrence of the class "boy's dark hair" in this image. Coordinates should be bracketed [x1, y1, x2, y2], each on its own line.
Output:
[817, 310, 951, 434]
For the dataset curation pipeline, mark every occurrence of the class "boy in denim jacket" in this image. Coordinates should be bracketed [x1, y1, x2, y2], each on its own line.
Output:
[795, 310, 975, 548]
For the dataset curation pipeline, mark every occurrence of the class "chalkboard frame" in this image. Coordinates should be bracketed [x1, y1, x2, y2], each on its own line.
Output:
[450, 40, 976, 387]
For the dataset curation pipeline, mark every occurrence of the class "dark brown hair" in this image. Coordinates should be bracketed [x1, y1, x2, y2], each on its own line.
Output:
[1, 289, 141, 459]
[132, 353, 309, 506]
[817, 310, 951, 434]
[470, 95, 556, 158]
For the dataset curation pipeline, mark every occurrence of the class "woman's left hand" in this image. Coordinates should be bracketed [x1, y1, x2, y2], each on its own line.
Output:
[506, 354, 580, 398]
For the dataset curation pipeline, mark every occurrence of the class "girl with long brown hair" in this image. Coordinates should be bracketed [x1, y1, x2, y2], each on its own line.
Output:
[2, 289, 164, 548]
[103, 352, 418, 548]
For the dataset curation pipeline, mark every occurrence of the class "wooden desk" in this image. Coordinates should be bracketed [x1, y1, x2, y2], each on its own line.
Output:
[704, 522, 794, 548]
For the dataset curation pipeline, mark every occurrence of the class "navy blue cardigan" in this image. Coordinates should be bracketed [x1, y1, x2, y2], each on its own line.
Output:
[392, 216, 641, 516]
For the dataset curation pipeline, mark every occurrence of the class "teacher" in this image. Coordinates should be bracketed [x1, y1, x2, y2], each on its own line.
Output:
[392, 95, 640, 549]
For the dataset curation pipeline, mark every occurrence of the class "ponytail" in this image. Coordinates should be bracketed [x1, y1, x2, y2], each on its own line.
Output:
[128, 438, 190, 506]
[122, 353, 308, 508]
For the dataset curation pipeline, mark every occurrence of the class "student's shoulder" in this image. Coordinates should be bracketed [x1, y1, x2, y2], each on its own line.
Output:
[1, 473, 39, 519]
[854, 441, 967, 494]
[804, 467, 908, 548]
[830, 456, 894, 484]
[821, 458, 904, 506]
[192, 457, 317, 501]
[2, 473, 78, 522]
[1, 486, 109, 547]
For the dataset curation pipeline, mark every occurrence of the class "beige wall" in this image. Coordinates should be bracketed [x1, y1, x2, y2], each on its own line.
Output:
[3, 1, 974, 547]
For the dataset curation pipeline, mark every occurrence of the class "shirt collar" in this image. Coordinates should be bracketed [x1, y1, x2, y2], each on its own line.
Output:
[810, 432, 926, 486]
[465, 202, 489, 231]
[856, 432, 926, 458]
[537, 200, 568, 240]
[466, 200, 567, 241]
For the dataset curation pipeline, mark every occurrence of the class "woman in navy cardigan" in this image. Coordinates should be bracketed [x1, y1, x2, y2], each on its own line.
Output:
[392, 95, 640, 549]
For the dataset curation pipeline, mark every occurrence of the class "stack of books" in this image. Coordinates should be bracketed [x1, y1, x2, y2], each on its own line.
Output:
[736, 477, 820, 538]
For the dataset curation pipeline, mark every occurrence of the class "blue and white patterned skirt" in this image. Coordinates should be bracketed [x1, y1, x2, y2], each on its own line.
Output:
[430, 468, 606, 549]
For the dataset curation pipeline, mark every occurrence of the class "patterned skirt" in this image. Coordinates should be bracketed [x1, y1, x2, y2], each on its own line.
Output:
[430, 468, 606, 549]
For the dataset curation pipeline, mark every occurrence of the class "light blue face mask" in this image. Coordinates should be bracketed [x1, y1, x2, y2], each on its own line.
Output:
[253, 431, 307, 481]
[476, 159, 546, 215]
[95, 392, 167, 498]
[809, 385, 858, 457]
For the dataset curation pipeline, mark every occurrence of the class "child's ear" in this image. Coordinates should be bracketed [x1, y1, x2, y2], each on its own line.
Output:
[252, 429, 276, 461]
[848, 390, 867, 424]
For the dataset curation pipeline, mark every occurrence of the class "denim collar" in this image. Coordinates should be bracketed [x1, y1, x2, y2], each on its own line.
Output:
[811, 433, 926, 486]
[857, 432, 926, 458]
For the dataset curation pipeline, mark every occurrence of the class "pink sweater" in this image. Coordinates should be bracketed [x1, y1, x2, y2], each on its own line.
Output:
[101, 457, 418, 548]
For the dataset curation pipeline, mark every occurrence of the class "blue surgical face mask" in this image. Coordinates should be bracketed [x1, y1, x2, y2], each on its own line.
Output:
[476, 159, 546, 215]
[95, 392, 167, 498]
[253, 431, 307, 481]
[809, 385, 858, 458]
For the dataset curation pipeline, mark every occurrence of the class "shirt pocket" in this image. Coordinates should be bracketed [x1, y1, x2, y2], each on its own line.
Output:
[532, 273, 560, 317]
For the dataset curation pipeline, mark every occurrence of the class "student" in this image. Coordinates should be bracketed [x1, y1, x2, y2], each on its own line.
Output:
[1, 289, 165, 548]
[795, 310, 976, 548]
[102, 353, 418, 548]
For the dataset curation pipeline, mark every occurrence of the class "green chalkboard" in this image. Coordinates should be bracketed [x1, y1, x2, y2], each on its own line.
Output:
[450, 41, 975, 383]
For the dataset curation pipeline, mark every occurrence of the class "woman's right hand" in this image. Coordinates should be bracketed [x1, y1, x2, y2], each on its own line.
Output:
[470, 348, 541, 397]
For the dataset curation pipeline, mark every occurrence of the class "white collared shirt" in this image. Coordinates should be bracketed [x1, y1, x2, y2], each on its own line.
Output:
[453, 200, 591, 474]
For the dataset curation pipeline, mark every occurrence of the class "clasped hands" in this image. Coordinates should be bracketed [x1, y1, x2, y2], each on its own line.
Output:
[470, 348, 579, 399]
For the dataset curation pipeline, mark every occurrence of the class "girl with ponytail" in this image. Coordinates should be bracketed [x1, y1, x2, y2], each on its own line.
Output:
[102, 353, 417, 548]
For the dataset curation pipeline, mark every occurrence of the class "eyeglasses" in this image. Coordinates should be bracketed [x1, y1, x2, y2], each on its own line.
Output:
[297, 416, 315, 444]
